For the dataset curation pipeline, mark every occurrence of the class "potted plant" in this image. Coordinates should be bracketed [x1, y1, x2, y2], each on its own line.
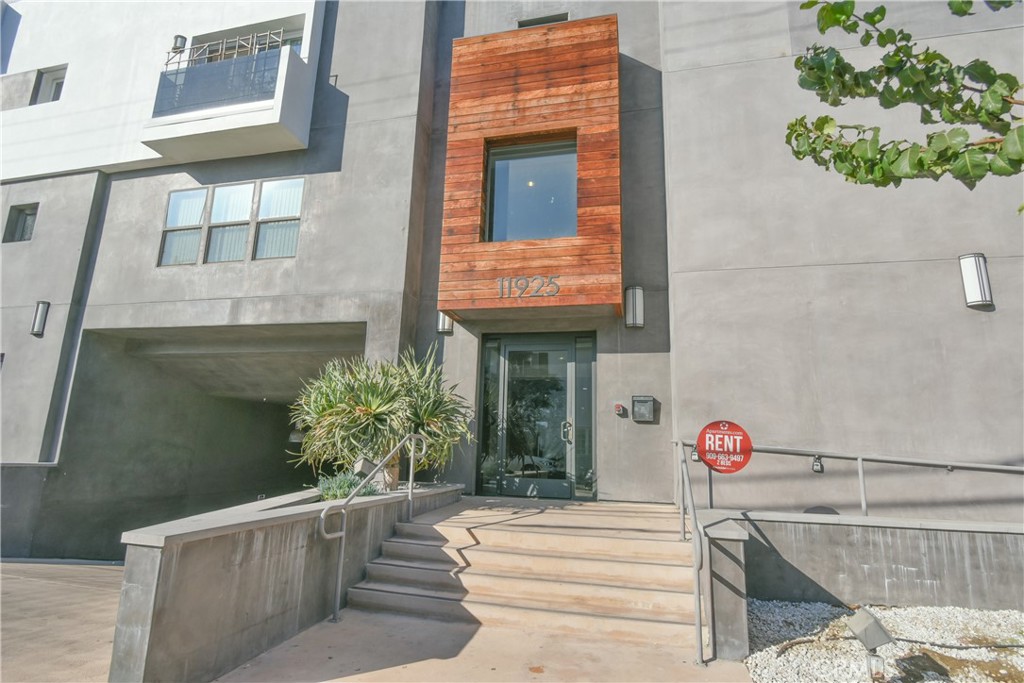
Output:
[290, 344, 472, 490]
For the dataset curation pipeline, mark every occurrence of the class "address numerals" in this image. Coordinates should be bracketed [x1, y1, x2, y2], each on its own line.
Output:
[497, 275, 561, 298]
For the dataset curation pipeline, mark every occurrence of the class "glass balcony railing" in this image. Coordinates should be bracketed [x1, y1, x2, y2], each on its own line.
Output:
[152, 49, 280, 117]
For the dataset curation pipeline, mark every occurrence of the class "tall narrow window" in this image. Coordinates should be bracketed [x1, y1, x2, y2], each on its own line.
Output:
[206, 183, 253, 262]
[4, 204, 39, 243]
[159, 189, 207, 265]
[487, 141, 577, 242]
[254, 178, 303, 259]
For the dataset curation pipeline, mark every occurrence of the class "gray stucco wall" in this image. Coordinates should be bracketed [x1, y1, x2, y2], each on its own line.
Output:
[0, 68, 36, 111]
[1, 172, 103, 464]
[737, 513, 1024, 611]
[109, 486, 463, 683]
[663, 3, 1024, 521]
[28, 332, 314, 560]
[0, 463, 51, 556]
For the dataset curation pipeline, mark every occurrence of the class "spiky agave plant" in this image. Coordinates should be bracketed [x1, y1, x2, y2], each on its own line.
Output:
[290, 345, 473, 483]
[290, 356, 406, 475]
[398, 344, 473, 473]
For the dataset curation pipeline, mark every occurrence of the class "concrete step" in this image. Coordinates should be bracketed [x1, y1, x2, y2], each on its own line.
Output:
[349, 499, 696, 644]
[393, 521, 691, 563]
[364, 561, 694, 617]
[346, 583, 697, 646]
[379, 538, 692, 591]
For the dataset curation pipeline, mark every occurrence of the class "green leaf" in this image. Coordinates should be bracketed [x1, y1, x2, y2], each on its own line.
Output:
[817, 5, 840, 33]
[1004, 127, 1024, 161]
[929, 131, 952, 152]
[880, 84, 901, 108]
[980, 86, 1010, 114]
[994, 73, 1020, 93]
[948, 0, 974, 16]
[881, 52, 902, 68]
[989, 151, 1022, 176]
[897, 63, 926, 87]
[860, 31, 873, 46]
[799, 0, 820, 8]
[812, 116, 837, 134]
[920, 108, 936, 124]
[892, 145, 921, 178]
[948, 128, 971, 151]
[832, 1, 855, 19]
[950, 148, 989, 181]
[964, 60, 997, 86]
[864, 6, 887, 25]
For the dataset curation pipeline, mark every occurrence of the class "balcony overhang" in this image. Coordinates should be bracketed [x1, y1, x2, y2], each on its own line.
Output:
[140, 47, 314, 163]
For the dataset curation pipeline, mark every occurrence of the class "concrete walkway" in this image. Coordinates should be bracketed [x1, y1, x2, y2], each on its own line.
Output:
[0, 558, 751, 683]
[1, 561, 123, 683]
[217, 608, 752, 683]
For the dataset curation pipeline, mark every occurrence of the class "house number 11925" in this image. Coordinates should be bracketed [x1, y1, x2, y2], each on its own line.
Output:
[497, 275, 560, 298]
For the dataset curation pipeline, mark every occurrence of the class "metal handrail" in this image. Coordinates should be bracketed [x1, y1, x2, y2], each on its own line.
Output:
[680, 440, 1023, 516]
[317, 433, 428, 622]
[673, 440, 708, 666]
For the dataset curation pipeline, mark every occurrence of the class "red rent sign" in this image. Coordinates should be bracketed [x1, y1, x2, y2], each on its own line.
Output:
[696, 420, 752, 474]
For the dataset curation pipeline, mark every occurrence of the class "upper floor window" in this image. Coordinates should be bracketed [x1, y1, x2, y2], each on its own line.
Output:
[4, 204, 39, 243]
[486, 140, 577, 242]
[31, 66, 67, 105]
[158, 178, 304, 266]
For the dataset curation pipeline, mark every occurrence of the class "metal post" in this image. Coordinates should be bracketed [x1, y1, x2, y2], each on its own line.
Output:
[330, 510, 348, 623]
[858, 458, 868, 516]
[706, 464, 714, 509]
[407, 438, 418, 520]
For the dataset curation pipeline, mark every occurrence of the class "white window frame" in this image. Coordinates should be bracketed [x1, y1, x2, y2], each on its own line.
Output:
[157, 178, 304, 267]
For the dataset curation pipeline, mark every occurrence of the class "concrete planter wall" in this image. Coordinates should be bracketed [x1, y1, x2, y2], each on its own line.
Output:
[109, 484, 463, 683]
[698, 509, 1024, 661]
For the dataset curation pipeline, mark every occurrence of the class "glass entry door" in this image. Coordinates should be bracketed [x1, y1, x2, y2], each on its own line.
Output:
[478, 334, 595, 499]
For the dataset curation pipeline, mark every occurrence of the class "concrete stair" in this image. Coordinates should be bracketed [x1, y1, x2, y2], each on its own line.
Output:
[346, 498, 696, 645]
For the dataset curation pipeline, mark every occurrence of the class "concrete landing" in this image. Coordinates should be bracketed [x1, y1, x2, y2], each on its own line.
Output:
[216, 608, 751, 683]
[1, 561, 123, 683]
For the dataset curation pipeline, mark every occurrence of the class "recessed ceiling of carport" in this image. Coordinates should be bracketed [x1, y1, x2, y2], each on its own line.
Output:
[101, 323, 366, 404]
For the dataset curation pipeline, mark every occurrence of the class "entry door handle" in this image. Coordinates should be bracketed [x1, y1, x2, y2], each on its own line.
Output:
[560, 420, 573, 444]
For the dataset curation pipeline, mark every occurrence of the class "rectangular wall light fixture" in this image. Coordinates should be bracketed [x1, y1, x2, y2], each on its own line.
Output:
[959, 253, 993, 309]
[30, 301, 50, 337]
[624, 286, 644, 328]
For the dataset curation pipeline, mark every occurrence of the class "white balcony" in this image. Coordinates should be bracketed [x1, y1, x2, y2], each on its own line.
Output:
[140, 45, 315, 163]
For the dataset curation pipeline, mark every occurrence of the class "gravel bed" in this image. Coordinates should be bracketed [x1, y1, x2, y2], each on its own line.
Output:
[745, 599, 1024, 683]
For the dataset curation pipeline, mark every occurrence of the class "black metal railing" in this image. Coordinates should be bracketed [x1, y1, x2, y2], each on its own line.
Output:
[152, 49, 280, 117]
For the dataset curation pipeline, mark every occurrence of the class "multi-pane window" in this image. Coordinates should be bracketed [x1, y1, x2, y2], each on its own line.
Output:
[255, 178, 303, 259]
[160, 189, 206, 265]
[4, 204, 39, 243]
[158, 178, 304, 266]
[207, 184, 253, 262]
[486, 140, 577, 242]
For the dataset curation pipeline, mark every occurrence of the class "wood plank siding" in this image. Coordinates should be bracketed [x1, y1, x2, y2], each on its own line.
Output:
[437, 15, 623, 316]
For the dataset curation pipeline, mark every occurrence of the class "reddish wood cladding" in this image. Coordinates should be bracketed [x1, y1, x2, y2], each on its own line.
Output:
[438, 15, 622, 315]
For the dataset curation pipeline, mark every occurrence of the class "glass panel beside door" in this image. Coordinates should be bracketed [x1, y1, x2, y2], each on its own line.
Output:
[478, 333, 595, 500]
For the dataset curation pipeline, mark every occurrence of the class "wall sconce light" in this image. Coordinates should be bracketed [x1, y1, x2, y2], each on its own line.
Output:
[172, 35, 187, 53]
[691, 446, 700, 462]
[812, 456, 824, 474]
[624, 286, 644, 328]
[436, 311, 454, 335]
[30, 301, 50, 337]
[959, 253, 993, 309]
